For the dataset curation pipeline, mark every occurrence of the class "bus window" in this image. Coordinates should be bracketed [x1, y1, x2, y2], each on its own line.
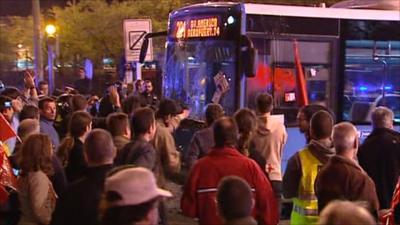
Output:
[163, 40, 237, 119]
[342, 40, 400, 123]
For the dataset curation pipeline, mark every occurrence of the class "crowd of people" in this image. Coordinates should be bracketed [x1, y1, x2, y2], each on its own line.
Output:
[0, 68, 399, 225]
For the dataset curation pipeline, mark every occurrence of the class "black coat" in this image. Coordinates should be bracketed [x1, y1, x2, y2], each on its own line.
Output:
[50, 164, 113, 225]
[50, 155, 68, 197]
[358, 128, 400, 209]
[65, 138, 87, 183]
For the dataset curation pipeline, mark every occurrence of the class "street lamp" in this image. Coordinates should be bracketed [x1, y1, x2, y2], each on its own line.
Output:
[45, 24, 56, 37]
[45, 23, 56, 94]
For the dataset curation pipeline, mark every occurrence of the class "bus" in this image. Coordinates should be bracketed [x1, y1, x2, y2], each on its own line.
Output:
[140, 1, 400, 167]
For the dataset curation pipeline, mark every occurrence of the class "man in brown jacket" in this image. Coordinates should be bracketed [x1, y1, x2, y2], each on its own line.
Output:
[315, 122, 379, 214]
[153, 99, 181, 185]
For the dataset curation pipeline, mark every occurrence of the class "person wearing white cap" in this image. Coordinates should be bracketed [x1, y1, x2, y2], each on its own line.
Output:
[101, 167, 172, 225]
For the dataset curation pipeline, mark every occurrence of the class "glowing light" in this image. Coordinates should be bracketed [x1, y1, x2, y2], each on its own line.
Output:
[227, 16, 235, 24]
[359, 86, 368, 91]
[45, 24, 56, 36]
[384, 86, 392, 90]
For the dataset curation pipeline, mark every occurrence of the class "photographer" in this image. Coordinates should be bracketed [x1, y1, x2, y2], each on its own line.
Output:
[98, 84, 123, 117]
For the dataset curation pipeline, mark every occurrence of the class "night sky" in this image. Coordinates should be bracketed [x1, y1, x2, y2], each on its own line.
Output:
[0, 0, 68, 16]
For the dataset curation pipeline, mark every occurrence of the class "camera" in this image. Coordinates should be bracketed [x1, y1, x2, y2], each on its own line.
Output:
[4, 101, 12, 108]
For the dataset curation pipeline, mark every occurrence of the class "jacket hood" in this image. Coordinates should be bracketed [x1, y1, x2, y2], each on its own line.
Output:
[256, 115, 281, 135]
[308, 139, 335, 163]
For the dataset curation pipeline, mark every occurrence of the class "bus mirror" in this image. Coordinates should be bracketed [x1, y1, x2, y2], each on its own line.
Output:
[139, 31, 168, 63]
[139, 37, 149, 64]
[241, 35, 257, 77]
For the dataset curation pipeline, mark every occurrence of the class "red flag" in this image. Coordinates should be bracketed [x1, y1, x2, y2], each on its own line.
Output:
[391, 178, 400, 208]
[381, 177, 400, 225]
[293, 40, 309, 106]
[0, 114, 16, 143]
[0, 144, 17, 205]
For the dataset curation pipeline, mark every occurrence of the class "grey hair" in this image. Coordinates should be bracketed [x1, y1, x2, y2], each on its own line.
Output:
[318, 200, 375, 225]
[17, 119, 40, 141]
[372, 106, 394, 129]
[332, 122, 358, 153]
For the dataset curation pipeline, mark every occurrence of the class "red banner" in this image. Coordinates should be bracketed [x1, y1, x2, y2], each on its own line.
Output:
[293, 41, 309, 106]
[0, 114, 16, 143]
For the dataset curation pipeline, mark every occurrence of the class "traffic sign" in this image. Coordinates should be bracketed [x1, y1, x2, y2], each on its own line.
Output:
[123, 19, 152, 62]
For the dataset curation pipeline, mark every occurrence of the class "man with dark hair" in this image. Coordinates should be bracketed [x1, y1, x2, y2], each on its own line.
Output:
[38, 80, 49, 96]
[140, 80, 159, 109]
[217, 176, 256, 225]
[50, 129, 116, 225]
[122, 95, 141, 117]
[315, 122, 379, 214]
[153, 99, 181, 185]
[73, 67, 91, 95]
[70, 94, 88, 112]
[181, 117, 278, 225]
[297, 104, 332, 143]
[186, 103, 224, 168]
[39, 97, 60, 148]
[101, 167, 172, 225]
[115, 108, 156, 171]
[283, 110, 335, 224]
[251, 93, 287, 199]
[358, 106, 400, 210]
[107, 112, 131, 152]
[19, 104, 40, 121]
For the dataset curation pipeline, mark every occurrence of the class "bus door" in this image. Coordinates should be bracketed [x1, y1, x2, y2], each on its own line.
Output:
[245, 14, 340, 169]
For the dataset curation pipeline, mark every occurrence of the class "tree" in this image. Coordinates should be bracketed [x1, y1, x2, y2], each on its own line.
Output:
[0, 16, 36, 71]
[51, 0, 192, 68]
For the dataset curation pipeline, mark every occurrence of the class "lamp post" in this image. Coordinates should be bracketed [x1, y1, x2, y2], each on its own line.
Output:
[45, 23, 56, 94]
[16, 43, 23, 72]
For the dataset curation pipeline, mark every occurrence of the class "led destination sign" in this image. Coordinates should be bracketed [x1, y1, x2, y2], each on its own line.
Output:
[174, 16, 221, 39]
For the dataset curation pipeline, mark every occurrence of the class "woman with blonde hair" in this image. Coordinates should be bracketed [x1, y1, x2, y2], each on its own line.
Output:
[17, 134, 57, 225]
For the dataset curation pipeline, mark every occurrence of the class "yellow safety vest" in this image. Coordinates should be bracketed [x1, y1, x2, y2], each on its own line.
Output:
[290, 148, 320, 225]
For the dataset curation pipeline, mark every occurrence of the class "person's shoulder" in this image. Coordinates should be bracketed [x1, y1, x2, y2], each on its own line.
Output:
[194, 127, 213, 139]
[191, 153, 215, 169]
[286, 151, 302, 169]
[28, 170, 48, 178]
[66, 177, 88, 193]
[139, 140, 156, 153]
[288, 150, 301, 162]
[156, 123, 169, 133]
[26, 170, 51, 185]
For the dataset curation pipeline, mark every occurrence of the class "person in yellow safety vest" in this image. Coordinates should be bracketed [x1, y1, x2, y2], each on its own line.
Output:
[283, 111, 335, 225]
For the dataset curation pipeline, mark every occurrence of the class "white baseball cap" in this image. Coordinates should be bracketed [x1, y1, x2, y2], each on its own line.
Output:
[105, 167, 172, 207]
